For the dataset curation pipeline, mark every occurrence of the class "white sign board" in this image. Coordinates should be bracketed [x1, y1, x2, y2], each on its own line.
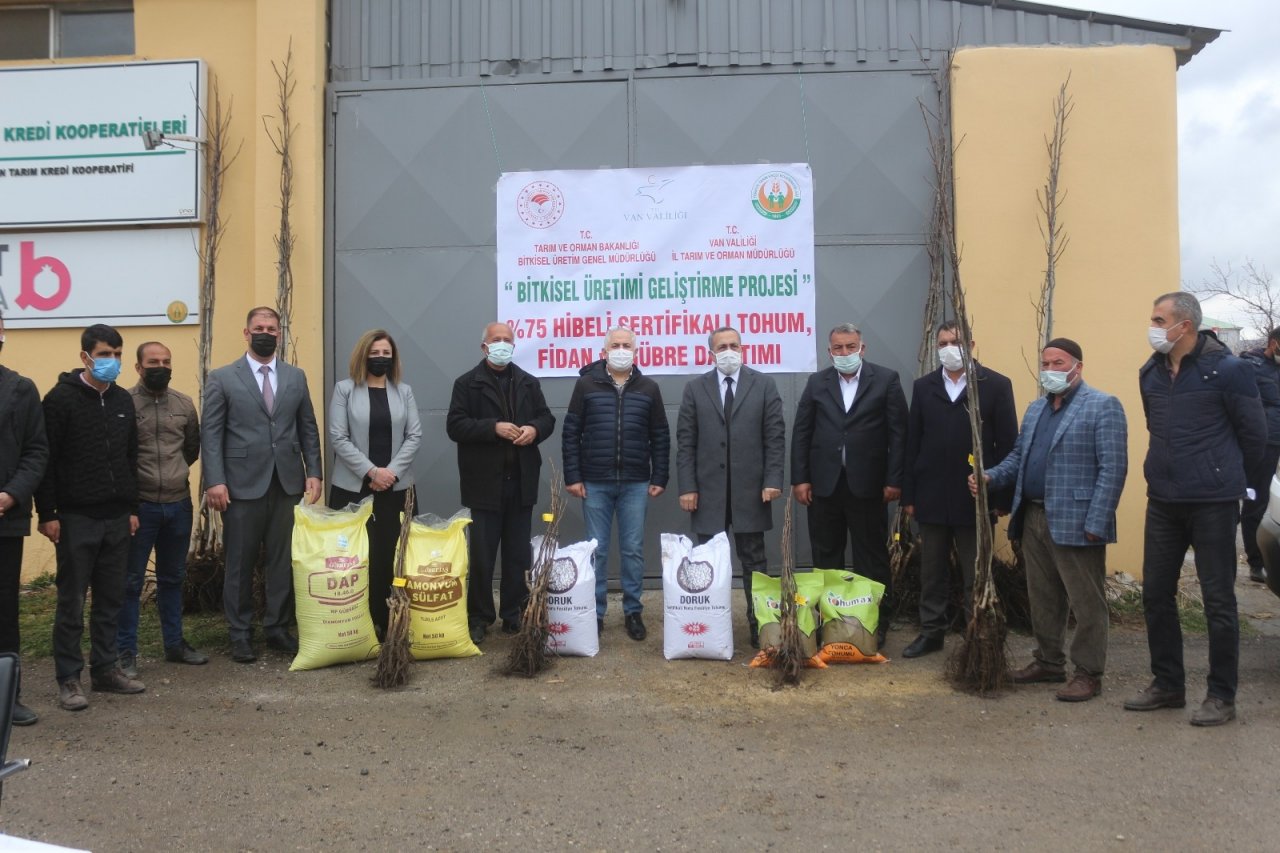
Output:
[0, 229, 199, 328]
[496, 164, 816, 376]
[0, 60, 205, 228]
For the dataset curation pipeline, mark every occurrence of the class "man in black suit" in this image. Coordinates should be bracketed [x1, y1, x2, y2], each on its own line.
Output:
[792, 323, 908, 646]
[900, 320, 1018, 658]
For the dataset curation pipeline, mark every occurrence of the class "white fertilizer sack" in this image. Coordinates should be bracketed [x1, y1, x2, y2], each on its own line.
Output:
[662, 532, 734, 660]
[533, 536, 599, 658]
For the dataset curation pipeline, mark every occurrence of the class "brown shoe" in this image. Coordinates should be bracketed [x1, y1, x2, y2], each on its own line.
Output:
[1190, 697, 1236, 727]
[1011, 660, 1067, 684]
[58, 678, 88, 712]
[90, 668, 145, 695]
[1056, 673, 1102, 702]
[1123, 681, 1185, 711]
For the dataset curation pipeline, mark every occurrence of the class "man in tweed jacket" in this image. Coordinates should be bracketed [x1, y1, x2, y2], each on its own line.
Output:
[975, 338, 1127, 703]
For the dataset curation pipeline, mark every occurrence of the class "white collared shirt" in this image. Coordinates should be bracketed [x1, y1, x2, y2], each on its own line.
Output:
[942, 367, 967, 402]
[839, 369, 860, 412]
[246, 353, 278, 395]
[719, 369, 740, 406]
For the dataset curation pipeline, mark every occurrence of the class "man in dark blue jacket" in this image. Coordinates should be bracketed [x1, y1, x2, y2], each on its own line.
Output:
[1236, 328, 1280, 583]
[562, 327, 670, 641]
[1126, 292, 1267, 727]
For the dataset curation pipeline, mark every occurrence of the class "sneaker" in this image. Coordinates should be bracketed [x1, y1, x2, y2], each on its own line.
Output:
[90, 668, 145, 695]
[12, 699, 39, 726]
[1190, 696, 1236, 727]
[625, 613, 647, 641]
[119, 649, 139, 679]
[165, 640, 210, 665]
[58, 679, 88, 712]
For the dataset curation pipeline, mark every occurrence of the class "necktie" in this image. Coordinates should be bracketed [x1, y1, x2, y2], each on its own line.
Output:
[259, 364, 274, 414]
[723, 376, 734, 420]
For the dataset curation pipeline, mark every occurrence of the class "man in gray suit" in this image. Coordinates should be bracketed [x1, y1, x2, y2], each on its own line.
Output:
[202, 307, 323, 662]
[677, 326, 785, 647]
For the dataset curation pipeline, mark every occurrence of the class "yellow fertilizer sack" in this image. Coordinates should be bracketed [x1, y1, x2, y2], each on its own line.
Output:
[290, 498, 379, 671]
[399, 509, 481, 660]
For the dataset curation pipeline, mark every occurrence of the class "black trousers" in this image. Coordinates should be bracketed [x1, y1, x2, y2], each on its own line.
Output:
[330, 485, 407, 637]
[223, 473, 297, 642]
[916, 521, 978, 637]
[468, 477, 533, 628]
[0, 536, 22, 698]
[1241, 444, 1280, 569]
[53, 512, 130, 682]
[808, 474, 892, 628]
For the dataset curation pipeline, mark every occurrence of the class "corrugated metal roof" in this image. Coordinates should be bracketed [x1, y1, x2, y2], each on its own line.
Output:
[329, 0, 1222, 83]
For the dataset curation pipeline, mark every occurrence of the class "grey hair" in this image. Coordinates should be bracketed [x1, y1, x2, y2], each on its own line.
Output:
[481, 321, 513, 342]
[604, 325, 636, 346]
[1155, 291, 1202, 329]
[707, 326, 739, 349]
[828, 323, 861, 341]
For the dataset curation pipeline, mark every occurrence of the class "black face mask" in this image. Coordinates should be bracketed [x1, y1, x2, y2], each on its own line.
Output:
[366, 356, 393, 378]
[250, 332, 278, 358]
[142, 366, 172, 392]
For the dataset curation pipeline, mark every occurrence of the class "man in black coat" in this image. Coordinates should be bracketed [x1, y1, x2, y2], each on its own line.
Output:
[1236, 327, 1280, 583]
[447, 322, 556, 645]
[792, 323, 908, 646]
[36, 324, 144, 711]
[900, 320, 1018, 658]
[0, 308, 49, 725]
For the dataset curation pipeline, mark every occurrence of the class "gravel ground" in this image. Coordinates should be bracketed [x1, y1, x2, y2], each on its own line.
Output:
[3, 576, 1280, 852]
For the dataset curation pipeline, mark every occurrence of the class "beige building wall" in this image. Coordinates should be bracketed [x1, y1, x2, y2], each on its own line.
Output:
[952, 45, 1181, 576]
[1, 0, 327, 579]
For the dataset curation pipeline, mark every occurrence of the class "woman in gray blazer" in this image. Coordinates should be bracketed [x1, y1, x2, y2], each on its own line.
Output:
[328, 329, 422, 637]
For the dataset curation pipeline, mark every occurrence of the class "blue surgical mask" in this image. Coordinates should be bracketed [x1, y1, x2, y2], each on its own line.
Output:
[486, 341, 514, 367]
[89, 357, 122, 383]
[832, 352, 862, 375]
[1039, 365, 1077, 395]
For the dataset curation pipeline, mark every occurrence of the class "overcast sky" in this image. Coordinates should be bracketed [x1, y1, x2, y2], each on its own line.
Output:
[1055, 0, 1279, 331]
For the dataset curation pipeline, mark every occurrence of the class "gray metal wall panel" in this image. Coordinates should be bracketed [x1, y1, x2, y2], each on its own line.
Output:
[331, 0, 1195, 80]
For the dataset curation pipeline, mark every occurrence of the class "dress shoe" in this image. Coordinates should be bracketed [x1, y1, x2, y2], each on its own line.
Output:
[1055, 673, 1101, 702]
[91, 668, 145, 694]
[1011, 660, 1067, 684]
[266, 633, 299, 655]
[1190, 696, 1236, 727]
[1123, 681, 1185, 711]
[12, 699, 39, 726]
[1249, 565, 1267, 584]
[469, 624, 487, 645]
[625, 613, 647, 641]
[500, 620, 521, 636]
[165, 639, 210, 665]
[58, 679, 88, 712]
[902, 634, 944, 659]
[230, 639, 258, 663]
[119, 649, 139, 679]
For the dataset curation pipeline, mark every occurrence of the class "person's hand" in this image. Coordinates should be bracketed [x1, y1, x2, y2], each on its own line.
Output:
[495, 421, 521, 441]
[0, 491, 14, 515]
[1085, 532, 1101, 543]
[566, 482, 587, 499]
[903, 504, 915, 517]
[129, 515, 140, 536]
[967, 473, 991, 497]
[305, 477, 323, 504]
[994, 508, 1009, 518]
[648, 485, 665, 498]
[761, 487, 782, 503]
[513, 425, 538, 446]
[883, 486, 902, 503]
[38, 520, 60, 544]
[793, 483, 813, 506]
[369, 467, 396, 491]
[206, 484, 230, 512]
[680, 492, 698, 512]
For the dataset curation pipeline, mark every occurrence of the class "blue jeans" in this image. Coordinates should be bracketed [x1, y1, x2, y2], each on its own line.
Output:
[117, 499, 193, 653]
[583, 480, 649, 617]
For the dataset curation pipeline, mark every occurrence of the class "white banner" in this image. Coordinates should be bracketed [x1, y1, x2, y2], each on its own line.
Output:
[496, 164, 816, 376]
[0, 60, 205, 228]
[0, 229, 199, 328]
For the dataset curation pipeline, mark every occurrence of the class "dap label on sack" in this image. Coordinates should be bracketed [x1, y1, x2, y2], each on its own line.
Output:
[307, 556, 364, 606]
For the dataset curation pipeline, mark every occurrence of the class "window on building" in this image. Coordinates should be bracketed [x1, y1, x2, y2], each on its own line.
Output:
[0, 3, 135, 60]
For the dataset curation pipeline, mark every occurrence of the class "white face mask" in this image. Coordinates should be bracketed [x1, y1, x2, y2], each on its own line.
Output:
[606, 348, 634, 372]
[713, 348, 742, 376]
[485, 341, 514, 367]
[1039, 363, 1078, 395]
[1148, 324, 1185, 355]
[938, 344, 964, 372]
[832, 352, 862, 375]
